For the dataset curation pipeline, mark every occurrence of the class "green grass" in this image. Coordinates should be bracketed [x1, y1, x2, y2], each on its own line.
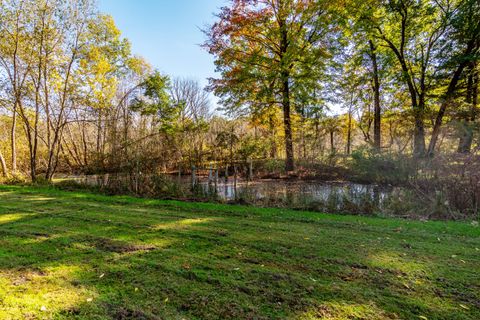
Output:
[0, 185, 478, 320]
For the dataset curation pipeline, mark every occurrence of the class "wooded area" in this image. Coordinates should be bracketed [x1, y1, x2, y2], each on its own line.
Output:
[0, 0, 479, 219]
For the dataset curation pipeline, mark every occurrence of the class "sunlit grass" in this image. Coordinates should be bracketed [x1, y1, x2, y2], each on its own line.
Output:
[0, 185, 478, 319]
[153, 217, 219, 231]
[0, 265, 93, 319]
[298, 301, 394, 320]
[0, 213, 30, 224]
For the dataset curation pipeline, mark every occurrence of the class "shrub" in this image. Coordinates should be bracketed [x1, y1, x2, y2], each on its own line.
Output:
[350, 148, 415, 184]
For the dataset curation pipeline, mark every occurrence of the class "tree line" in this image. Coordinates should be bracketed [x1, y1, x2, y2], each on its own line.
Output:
[0, 0, 213, 181]
[0, 0, 479, 182]
[204, 0, 480, 170]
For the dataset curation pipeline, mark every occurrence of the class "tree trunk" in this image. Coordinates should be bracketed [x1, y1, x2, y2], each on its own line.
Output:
[11, 104, 17, 173]
[384, 37, 425, 156]
[428, 58, 470, 156]
[281, 73, 294, 172]
[0, 151, 7, 178]
[413, 103, 426, 156]
[369, 40, 381, 151]
[270, 126, 277, 158]
[96, 109, 103, 167]
[330, 131, 335, 153]
[279, 18, 294, 172]
[457, 124, 474, 153]
[346, 111, 352, 155]
[457, 63, 478, 153]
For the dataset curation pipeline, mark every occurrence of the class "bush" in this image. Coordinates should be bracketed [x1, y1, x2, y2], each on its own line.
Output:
[255, 159, 285, 176]
[350, 148, 415, 184]
[1, 174, 29, 185]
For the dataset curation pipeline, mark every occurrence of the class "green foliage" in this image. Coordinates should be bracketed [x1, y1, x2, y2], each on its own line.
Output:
[79, 13, 133, 109]
[236, 136, 267, 161]
[350, 148, 414, 184]
[262, 159, 286, 174]
[130, 71, 180, 133]
[150, 173, 184, 198]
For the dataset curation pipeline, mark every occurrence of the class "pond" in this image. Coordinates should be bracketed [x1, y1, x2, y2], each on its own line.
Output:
[63, 173, 402, 213]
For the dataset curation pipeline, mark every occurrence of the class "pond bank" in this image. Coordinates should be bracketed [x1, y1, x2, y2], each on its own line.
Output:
[53, 173, 473, 221]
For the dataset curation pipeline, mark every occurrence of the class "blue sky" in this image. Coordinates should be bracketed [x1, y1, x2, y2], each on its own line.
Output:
[98, 0, 227, 88]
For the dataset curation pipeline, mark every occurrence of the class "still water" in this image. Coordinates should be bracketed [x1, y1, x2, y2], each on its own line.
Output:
[66, 174, 398, 211]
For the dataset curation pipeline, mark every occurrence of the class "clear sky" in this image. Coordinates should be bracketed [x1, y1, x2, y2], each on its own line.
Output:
[98, 0, 227, 89]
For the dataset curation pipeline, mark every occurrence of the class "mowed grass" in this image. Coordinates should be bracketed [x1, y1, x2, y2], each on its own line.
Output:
[0, 186, 478, 320]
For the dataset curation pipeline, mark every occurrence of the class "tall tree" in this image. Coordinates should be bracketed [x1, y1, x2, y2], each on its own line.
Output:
[427, 0, 480, 155]
[204, 0, 332, 171]
[369, 40, 382, 151]
[457, 62, 479, 153]
[0, 0, 36, 174]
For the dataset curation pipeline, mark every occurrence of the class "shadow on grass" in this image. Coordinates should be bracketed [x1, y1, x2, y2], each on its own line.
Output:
[0, 186, 478, 319]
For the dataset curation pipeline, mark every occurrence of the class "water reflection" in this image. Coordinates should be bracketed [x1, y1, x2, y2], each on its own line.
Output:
[65, 174, 397, 212]
[204, 179, 391, 206]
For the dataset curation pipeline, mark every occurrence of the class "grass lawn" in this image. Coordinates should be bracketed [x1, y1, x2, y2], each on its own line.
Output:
[0, 185, 478, 320]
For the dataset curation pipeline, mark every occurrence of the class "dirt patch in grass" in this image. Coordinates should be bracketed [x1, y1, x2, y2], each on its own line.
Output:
[9, 267, 47, 287]
[113, 307, 159, 320]
[85, 236, 156, 253]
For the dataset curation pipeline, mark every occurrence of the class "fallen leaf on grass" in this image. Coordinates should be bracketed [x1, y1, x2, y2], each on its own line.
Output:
[459, 304, 470, 310]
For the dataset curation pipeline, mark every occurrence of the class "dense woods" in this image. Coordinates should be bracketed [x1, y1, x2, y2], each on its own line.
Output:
[0, 0, 479, 217]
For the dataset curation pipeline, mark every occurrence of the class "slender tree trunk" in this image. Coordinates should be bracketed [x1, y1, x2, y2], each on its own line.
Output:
[123, 100, 130, 168]
[11, 104, 17, 173]
[346, 111, 352, 155]
[65, 127, 83, 167]
[428, 59, 470, 156]
[330, 131, 335, 153]
[269, 114, 277, 158]
[414, 97, 426, 156]
[458, 64, 476, 153]
[384, 38, 425, 156]
[369, 40, 381, 151]
[18, 105, 36, 181]
[32, 61, 42, 182]
[0, 151, 7, 178]
[96, 109, 103, 167]
[81, 118, 89, 167]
